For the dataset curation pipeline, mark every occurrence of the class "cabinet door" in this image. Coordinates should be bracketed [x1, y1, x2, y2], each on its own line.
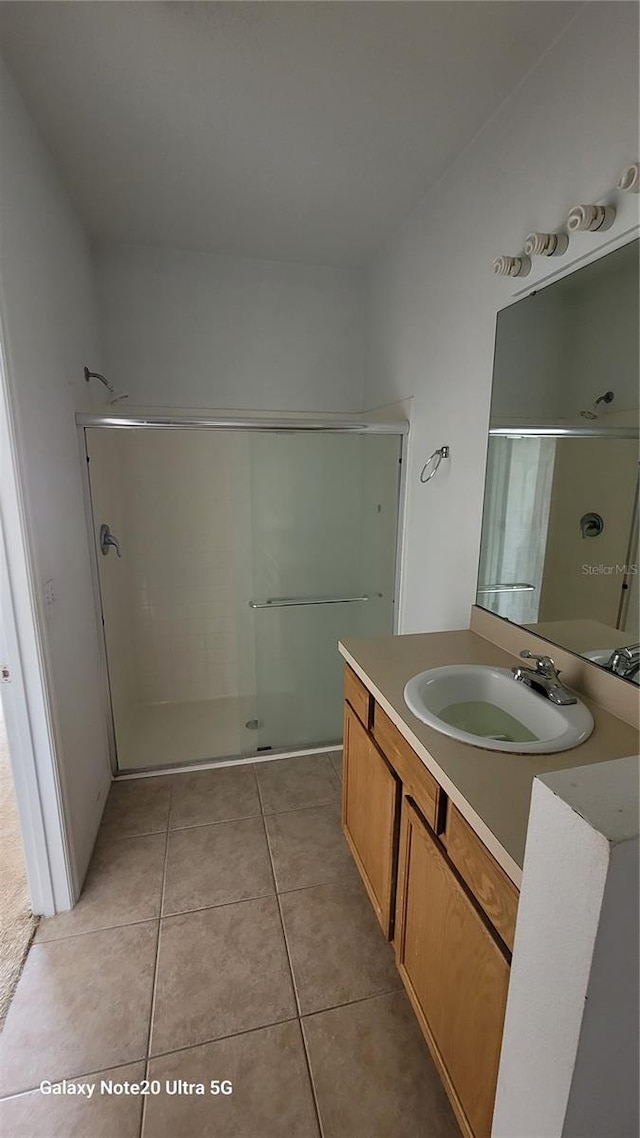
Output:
[342, 702, 399, 937]
[396, 798, 510, 1138]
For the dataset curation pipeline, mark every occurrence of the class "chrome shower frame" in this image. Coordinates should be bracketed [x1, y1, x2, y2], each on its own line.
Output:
[77, 411, 409, 778]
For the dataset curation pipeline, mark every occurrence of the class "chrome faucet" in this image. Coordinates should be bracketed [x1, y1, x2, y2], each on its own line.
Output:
[511, 650, 577, 706]
[605, 644, 640, 681]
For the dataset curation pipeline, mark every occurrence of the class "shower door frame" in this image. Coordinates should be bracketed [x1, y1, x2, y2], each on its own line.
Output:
[77, 413, 409, 778]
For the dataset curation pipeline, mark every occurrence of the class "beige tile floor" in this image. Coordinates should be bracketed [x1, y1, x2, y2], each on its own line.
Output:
[0, 753, 458, 1138]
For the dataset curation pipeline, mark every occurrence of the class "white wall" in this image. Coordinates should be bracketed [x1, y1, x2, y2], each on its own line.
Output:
[94, 243, 365, 413]
[562, 833, 639, 1138]
[365, 1, 639, 634]
[494, 757, 639, 1138]
[0, 59, 111, 898]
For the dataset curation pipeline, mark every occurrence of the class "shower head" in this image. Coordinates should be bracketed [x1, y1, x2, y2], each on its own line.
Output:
[84, 366, 129, 406]
[579, 390, 614, 420]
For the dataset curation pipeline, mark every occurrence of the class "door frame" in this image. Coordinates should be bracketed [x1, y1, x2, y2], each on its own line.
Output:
[0, 337, 74, 915]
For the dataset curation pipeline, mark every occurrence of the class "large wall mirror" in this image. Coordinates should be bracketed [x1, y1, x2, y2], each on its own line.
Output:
[477, 237, 639, 685]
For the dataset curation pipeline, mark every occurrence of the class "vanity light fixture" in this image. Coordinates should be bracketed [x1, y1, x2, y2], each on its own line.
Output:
[567, 203, 615, 233]
[524, 231, 569, 257]
[618, 162, 640, 193]
[492, 254, 531, 278]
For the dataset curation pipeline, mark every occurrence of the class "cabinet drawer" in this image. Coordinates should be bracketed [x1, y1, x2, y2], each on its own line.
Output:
[344, 665, 372, 728]
[373, 704, 438, 831]
[445, 805, 519, 952]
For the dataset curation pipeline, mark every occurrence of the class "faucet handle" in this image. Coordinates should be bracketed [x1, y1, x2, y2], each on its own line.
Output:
[519, 650, 557, 675]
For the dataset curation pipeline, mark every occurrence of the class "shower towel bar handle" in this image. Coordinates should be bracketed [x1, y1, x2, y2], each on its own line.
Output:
[249, 594, 373, 609]
[476, 582, 535, 594]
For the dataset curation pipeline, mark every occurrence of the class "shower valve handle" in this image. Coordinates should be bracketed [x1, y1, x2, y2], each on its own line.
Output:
[100, 524, 121, 558]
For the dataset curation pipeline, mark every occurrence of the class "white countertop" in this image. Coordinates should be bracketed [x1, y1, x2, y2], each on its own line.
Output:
[339, 630, 639, 886]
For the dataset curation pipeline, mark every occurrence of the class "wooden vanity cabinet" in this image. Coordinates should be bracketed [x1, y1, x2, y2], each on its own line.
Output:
[342, 701, 400, 937]
[341, 665, 517, 1138]
[396, 797, 510, 1138]
[444, 803, 519, 952]
[344, 664, 373, 730]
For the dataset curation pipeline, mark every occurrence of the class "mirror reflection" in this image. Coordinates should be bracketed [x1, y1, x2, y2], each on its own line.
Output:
[477, 238, 639, 684]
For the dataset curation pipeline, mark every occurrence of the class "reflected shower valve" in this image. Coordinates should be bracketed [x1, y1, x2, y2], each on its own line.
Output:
[580, 512, 604, 538]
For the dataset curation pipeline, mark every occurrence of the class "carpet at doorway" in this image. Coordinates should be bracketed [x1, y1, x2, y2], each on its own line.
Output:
[0, 718, 37, 1029]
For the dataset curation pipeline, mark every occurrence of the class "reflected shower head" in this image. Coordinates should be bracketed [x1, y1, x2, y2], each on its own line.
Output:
[579, 390, 614, 419]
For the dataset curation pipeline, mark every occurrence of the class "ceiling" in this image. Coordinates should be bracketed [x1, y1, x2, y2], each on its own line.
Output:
[0, 1, 580, 268]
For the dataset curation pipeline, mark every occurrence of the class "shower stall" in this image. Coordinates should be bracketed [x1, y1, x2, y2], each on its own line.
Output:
[80, 415, 406, 773]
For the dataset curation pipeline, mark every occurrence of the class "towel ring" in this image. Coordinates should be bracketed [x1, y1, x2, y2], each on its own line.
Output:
[420, 445, 450, 483]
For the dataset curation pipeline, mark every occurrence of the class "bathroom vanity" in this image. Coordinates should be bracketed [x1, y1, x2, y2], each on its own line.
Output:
[338, 625, 638, 1138]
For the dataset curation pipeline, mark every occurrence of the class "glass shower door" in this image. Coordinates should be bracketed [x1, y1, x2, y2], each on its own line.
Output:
[248, 432, 401, 752]
[86, 427, 259, 771]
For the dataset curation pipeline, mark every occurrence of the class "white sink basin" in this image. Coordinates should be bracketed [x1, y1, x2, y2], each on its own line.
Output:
[403, 664, 594, 754]
[583, 648, 639, 686]
[583, 648, 613, 666]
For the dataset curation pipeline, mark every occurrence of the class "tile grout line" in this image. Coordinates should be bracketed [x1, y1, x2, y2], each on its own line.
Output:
[168, 809, 262, 833]
[0, 1059, 150, 1105]
[274, 897, 302, 1020]
[264, 799, 325, 1138]
[261, 793, 341, 818]
[274, 893, 325, 1138]
[139, 785, 173, 1138]
[301, 985, 406, 1022]
[259, 778, 307, 1034]
[298, 1017, 326, 1138]
[95, 828, 167, 844]
[251, 761, 265, 816]
[297, 986, 411, 1138]
[162, 886, 275, 922]
[34, 913, 164, 946]
[330, 751, 343, 785]
[258, 806, 279, 900]
[140, 1014, 302, 1068]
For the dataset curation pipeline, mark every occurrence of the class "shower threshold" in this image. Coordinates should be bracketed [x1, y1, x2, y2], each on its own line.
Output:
[115, 741, 342, 780]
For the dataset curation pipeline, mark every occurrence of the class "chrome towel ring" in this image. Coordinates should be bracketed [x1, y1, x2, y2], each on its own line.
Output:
[420, 445, 450, 483]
